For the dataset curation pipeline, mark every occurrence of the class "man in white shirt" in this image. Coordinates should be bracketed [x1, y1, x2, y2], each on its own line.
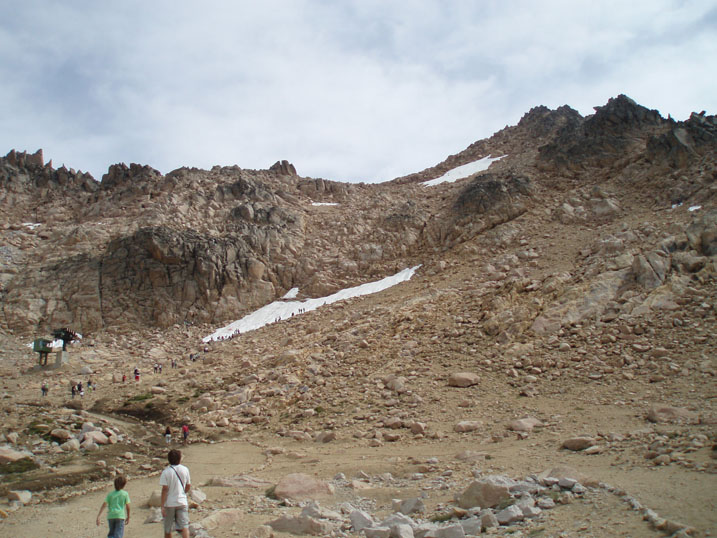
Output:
[160, 449, 191, 538]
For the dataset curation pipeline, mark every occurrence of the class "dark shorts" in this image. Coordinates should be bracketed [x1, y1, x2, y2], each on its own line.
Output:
[164, 505, 189, 533]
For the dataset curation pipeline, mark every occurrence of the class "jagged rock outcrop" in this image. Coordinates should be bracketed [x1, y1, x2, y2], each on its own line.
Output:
[538, 94, 664, 169]
[270, 160, 297, 176]
[101, 163, 162, 190]
[1, 149, 97, 194]
[647, 111, 717, 167]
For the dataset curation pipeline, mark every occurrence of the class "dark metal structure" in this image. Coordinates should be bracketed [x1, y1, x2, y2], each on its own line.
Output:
[51, 328, 78, 351]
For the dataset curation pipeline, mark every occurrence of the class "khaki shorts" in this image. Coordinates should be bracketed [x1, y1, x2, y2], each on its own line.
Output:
[164, 505, 189, 533]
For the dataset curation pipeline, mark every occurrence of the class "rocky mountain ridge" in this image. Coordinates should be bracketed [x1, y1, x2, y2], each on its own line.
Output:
[1, 94, 715, 339]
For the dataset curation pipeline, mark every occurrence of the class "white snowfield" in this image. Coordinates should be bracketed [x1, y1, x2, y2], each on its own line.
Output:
[423, 155, 505, 186]
[203, 265, 421, 342]
[311, 202, 339, 206]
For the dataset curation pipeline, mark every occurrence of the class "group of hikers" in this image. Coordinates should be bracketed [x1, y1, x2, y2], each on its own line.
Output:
[96, 449, 191, 538]
[164, 424, 190, 445]
[39, 379, 96, 398]
[71, 379, 93, 398]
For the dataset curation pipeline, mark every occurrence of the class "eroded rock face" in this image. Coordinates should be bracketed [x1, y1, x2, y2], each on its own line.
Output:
[453, 173, 532, 216]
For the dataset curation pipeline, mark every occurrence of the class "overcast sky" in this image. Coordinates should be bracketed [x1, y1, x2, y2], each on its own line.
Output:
[1, 1, 715, 183]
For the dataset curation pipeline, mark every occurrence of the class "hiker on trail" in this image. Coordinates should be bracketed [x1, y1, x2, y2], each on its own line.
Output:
[87, 379, 93, 391]
[71, 384, 76, 399]
[41, 381, 48, 397]
[181, 424, 189, 445]
[122, 373, 126, 383]
[159, 363, 163, 374]
[154, 363, 158, 374]
[96, 475, 130, 538]
[134, 368, 140, 382]
[77, 382, 84, 398]
[160, 449, 191, 538]
[165, 426, 172, 444]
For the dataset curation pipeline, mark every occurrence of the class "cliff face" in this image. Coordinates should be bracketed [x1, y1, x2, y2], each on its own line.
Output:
[0, 94, 715, 336]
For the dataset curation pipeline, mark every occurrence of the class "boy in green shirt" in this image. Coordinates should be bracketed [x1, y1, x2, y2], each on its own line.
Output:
[96, 475, 131, 538]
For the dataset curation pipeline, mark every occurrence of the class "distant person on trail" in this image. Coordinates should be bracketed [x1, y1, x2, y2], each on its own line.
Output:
[122, 373, 126, 383]
[134, 368, 140, 382]
[96, 475, 130, 538]
[181, 423, 189, 445]
[165, 426, 172, 444]
[71, 384, 76, 399]
[160, 449, 191, 538]
[41, 381, 48, 397]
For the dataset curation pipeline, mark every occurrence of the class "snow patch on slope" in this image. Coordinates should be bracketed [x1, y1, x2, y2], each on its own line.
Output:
[203, 265, 421, 342]
[423, 155, 505, 186]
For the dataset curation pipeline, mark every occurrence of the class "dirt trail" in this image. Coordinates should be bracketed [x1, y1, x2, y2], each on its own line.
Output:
[3, 430, 714, 538]
[1, 441, 266, 538]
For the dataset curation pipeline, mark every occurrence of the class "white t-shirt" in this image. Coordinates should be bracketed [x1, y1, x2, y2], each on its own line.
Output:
[159, 464, 191, 507]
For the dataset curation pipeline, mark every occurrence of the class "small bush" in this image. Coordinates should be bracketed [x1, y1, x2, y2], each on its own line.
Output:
[0, 458, 39, 475]
[429, 512, 454, 523]
[128, 393, 154, 402]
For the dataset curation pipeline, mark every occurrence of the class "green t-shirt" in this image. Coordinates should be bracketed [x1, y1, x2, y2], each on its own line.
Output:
[105, 489, 130, 519]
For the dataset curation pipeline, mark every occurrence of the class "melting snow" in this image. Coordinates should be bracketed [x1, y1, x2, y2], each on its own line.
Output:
[689, 205, 702, 212]
[282, 287, 299, 299]
[423, 155, 505, 186]
[311, 202, 339, 206]
[203, 265, 421, 342]
[23, 223, 41, 230]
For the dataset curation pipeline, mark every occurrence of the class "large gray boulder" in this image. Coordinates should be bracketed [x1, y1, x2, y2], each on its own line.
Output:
[456, 476, 514, 509]
[273, 473, 334, 501]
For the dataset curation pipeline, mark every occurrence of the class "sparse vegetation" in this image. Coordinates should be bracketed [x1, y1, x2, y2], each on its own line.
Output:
[128, 393, 154, 402]
[429, 512, 454, 523]
[496, 497, 516, 510]
[0, 458, 39, 475]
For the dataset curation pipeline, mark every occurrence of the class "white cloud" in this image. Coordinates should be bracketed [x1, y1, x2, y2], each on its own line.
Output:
[0, 0, 715, 182]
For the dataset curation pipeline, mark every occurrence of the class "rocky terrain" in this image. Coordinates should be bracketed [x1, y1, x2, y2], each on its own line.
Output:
[0, 94, 715, 537]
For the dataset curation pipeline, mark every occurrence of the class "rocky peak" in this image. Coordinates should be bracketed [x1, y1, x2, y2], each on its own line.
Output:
[537, 94, 670, 169]
[101, 162, 162, 190]
[585, 94, 663, 136]
[269, 160, 297, 176]
[516, 104, 582, 139]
